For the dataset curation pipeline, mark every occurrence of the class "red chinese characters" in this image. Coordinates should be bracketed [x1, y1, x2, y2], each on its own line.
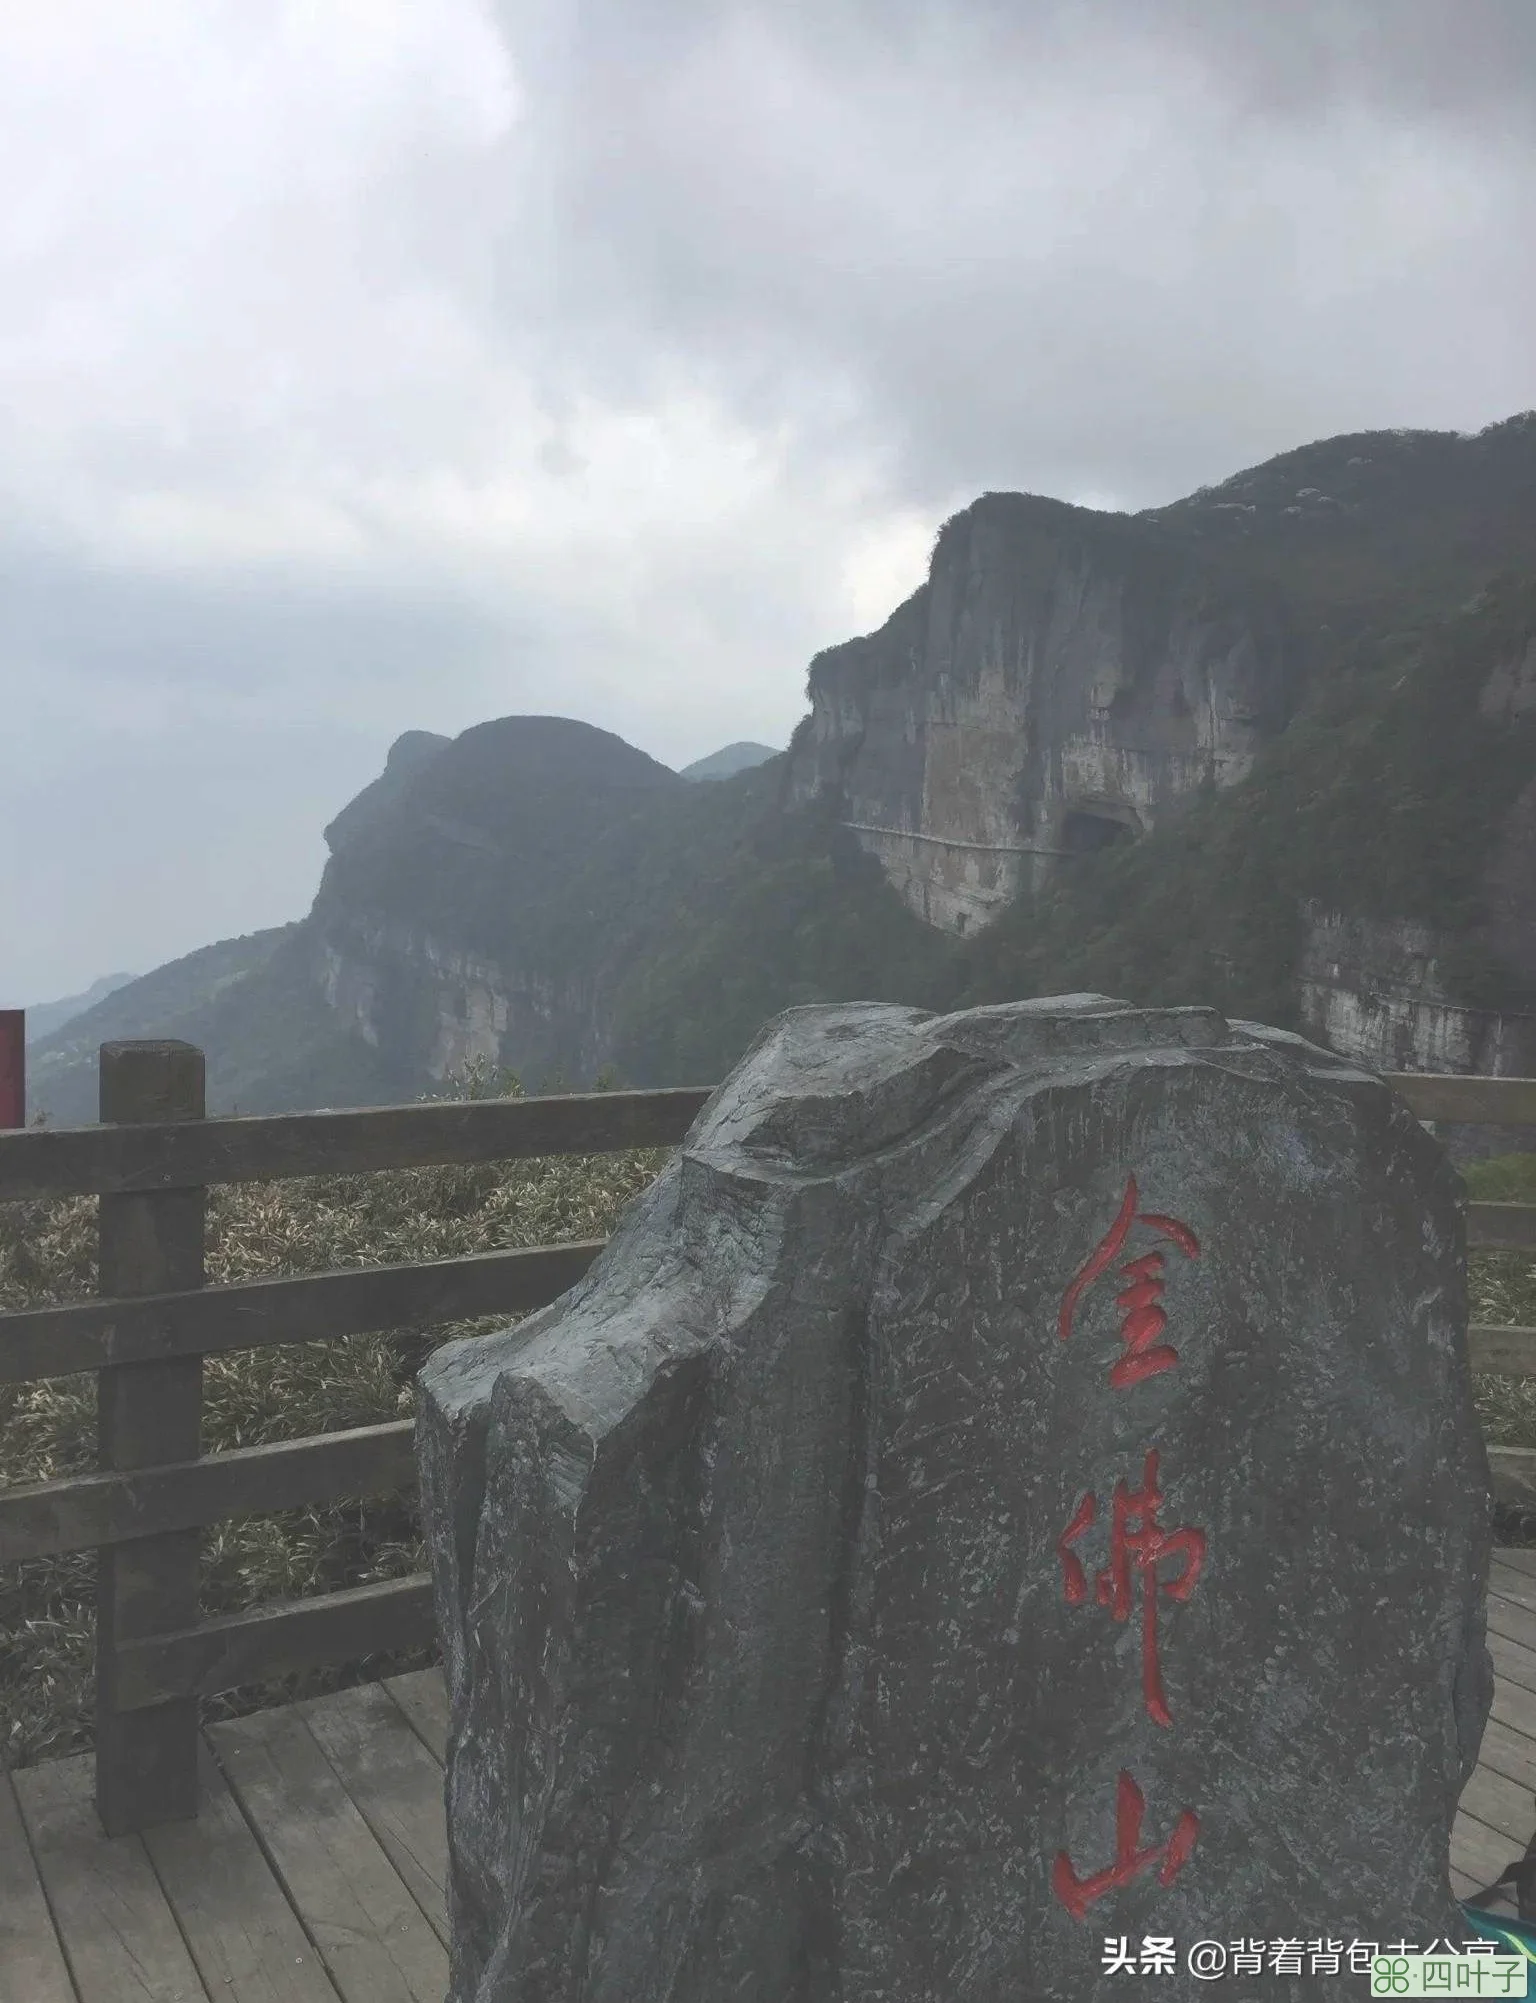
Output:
[1058, 1175, 1199, 1388]
[1052, 1175, 1205, 1922]
[1052, 1771, 1199, 1923]
[1057, 1447, 1206, 1728]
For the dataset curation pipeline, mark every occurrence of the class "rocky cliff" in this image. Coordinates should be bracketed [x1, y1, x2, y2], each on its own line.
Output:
[785, 414, 1536, 939]
[784, 495, 1301, 933]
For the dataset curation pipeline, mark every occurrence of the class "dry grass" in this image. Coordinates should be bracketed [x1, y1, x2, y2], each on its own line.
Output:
[1, 1082, 1532, 1772]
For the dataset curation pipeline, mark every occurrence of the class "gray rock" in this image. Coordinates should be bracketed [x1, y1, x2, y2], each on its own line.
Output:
[417, 996, 1492, 2002]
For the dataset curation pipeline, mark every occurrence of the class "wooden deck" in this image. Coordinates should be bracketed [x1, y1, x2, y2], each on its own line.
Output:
[8, 1555, 1536, 1999]
[0, 1670, 452, 2003]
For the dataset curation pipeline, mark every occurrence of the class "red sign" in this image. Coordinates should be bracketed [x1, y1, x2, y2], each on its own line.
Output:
[1052, 1770, 1199, 1922]
[1058, 1175, 1199, 1388]
[0, 1011, 22, 1131]
[1057, 1447, 1206, 1729]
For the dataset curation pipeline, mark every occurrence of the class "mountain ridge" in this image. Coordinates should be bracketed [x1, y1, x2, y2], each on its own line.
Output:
[24, 410, 1536, 1128]
[19, 973, 137, 1044]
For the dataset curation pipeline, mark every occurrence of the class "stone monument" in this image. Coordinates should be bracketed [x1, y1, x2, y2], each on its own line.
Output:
[417, 996, 1492, 2001]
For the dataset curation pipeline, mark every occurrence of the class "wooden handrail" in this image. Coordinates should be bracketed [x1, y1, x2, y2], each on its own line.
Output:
[111, 1574, 436, 1713]
[0, 1041, 1532, 1835]
[0, 1419, 416, 1564]
[0, 1069, 1530, 1205]
[1, 1214, 1529, 1388]
[1392, 1072, 1536, 1125]
[1471, 1327, 1536, 1378]
[0, 1239, 604, 1382]
[0, 1086, 715, 1200]
[1472, 1203, 1536, 1252]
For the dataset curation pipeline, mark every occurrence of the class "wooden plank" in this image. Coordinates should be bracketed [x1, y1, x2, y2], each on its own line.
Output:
[1393, 1074, 1536, 1125]
[1459, 1762, 1536, 1850]
[114, 1576, 436, 1711]
[1486, 1591, 1536, 1653]
[300, 1685, 449, 1946]
[1490, 1670, 1536, 1750]
[1490, 1450, 1536, 1510]
[1497, 1548, 1536, 1583]
[0, 1238, 598, 1383]
[141, 1742, 341, 2002]
[1472, 1204, 1536, 1254]
[12, 1752, 210, 2003]
[208, 1709, 447, 2003]
[95, 1042, 206, 1836]
[1491, 1560, 1536, 1614]
[1488, 1626, 1536, 1702]
[1471, 1327, 1536, 1378]
[0, 1086, 712, 1200]
[0, 1421, 415, 1565]
[1474, 1715, 1536, 1797]
[382, 1672, 447, 1765]
[0, 1769, 77, 2003]
[1453, 1810, 1523, 1911]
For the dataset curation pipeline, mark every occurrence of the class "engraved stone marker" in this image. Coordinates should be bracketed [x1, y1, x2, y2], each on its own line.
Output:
[417, 996, 1492, 2001]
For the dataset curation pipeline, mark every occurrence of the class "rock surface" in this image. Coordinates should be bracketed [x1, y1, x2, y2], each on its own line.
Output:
[782, 496, 1302, 934]
[1297, 902, 1536, 1160]
[417, 995, 1492, 2002]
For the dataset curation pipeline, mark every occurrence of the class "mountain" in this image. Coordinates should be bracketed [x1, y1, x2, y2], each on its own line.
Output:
[22, 926, 393, 1126]
[21, 973, 137, 1044]
[679, 742, 780, 782]
[322, 729, 451, 855]
[784, 491, 1304, 932]
[27, 411, 1536, 1131]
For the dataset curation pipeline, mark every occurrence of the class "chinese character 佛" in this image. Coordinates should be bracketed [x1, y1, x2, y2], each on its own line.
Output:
[1058, 1447, 1207, 1727]
[1059, 1175, 1199, 1388]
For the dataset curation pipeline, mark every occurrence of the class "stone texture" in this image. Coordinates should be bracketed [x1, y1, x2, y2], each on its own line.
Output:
[416, 995, 1492, 2002]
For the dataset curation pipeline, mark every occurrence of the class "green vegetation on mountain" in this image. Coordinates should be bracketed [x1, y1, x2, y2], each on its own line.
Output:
[601, 569, 1536, 1077]
[605, 777, 949, 1084]
[20, 973, 137, 1044]
[954, 572, 1536, 1029]
[317, 714, 684, 972]
[1140, 411, 1536, 645]
[27, 414, 1536, 1125]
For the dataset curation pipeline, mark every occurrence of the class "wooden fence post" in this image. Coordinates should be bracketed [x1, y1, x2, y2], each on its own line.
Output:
[95, 1041, 207, 1835]
[0, 1010, 22, 1129]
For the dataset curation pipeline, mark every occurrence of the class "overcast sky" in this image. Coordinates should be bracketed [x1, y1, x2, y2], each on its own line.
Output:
[2, 0, 1533, 1002]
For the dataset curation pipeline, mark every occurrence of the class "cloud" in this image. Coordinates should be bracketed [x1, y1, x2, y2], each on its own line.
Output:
[0, 0, 1532, 1000]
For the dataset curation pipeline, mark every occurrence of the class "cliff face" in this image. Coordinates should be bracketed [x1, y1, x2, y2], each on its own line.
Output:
[1297, 906, 1536, 1159]
[307, 910, 612, 1093]
[785, 415, 1536, 940]
[783, 495, 1301, 933]
[301, 714, 691, 1093]
[1297, 904, 1536, 1072]
[1291, 621, 1536, 1143]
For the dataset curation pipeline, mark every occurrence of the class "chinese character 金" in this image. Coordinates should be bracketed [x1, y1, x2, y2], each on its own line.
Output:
[1053, 1770, 1199, 1921]
[1059, 1175, 1199, 1388]
[1058, 1447, 1207, 1727]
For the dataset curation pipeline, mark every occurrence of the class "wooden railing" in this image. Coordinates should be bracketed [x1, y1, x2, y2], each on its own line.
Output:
[0, 1041, 1532, 1835]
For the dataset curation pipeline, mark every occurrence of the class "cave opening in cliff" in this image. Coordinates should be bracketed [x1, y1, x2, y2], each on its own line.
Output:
[1062, 810, 1137, 856]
